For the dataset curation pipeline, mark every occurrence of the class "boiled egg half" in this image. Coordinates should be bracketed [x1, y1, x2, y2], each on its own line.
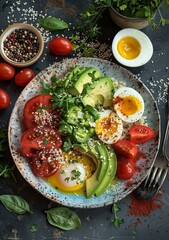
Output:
[112, 28, 153, 67]
[48, 150, 95, 193]
[95, 110, 123, 144]
[113, 87, 144, 123]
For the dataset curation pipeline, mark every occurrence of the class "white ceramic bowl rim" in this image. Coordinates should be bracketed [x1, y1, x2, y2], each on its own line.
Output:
[112, 28, 153, 67]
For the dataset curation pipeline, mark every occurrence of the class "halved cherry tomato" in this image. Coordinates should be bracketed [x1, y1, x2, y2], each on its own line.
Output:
[23, 94, 60, 129]
[0, 62, 15, 81]
[129, 125, 155, 144]
[15, 68, 35, 86]
[49, 37, 73, 56]
[0, 88, 10, 109]
[20, 126, 62, 158]
[113, 139, 138, 159]
[116, 156, 135, 180]
[30, 148, 62, 178]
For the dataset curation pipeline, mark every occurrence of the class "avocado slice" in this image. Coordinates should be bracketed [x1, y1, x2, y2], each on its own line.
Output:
[94, 148, 117, 196]
[86, 143, 109, 198]
[73, 140, 117, 198]
[82, 76, 114, 108]
[68, 67, 102, 95]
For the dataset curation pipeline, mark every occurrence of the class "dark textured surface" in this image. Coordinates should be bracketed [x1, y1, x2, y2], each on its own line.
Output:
[0, 1, 169, 240]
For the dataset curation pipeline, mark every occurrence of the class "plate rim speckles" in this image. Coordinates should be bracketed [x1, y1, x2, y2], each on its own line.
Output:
[8, 57, 160, 208]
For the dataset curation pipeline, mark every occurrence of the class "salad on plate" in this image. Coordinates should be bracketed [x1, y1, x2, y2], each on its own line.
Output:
[19, 64, 155, 198]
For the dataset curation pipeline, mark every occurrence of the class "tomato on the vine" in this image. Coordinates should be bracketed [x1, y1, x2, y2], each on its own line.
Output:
[20, 126, 62, 158]
[23, 94, 60, 129]
[14, 68, 35, 86]
[113, 139, 138, 159]
[49, 37, 73, 56]
[129, 125, 155, 144]
[0, 62, 15, 81]
[116, 156, 135, 180]
[0, 88, 10, 109]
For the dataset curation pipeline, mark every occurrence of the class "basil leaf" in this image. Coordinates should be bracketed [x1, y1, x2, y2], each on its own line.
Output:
[45, 207, 81, 230]
[0, 195, 32, 214]
[38, 17, 68, 31]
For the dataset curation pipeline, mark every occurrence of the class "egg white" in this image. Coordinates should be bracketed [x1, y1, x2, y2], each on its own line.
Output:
[95, 110, 123, 144]
[113, 87, 144, 123]
[112, 28, 153, 67]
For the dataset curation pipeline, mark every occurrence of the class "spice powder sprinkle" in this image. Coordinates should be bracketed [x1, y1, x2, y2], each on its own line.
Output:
[3, 28, 39, 62]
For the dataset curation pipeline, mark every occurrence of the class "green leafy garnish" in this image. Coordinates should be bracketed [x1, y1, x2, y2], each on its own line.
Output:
[63, 138, 72, 152]
[111, 203, 124, 228]
[0, 195, 32, 214]
[38, 17, 68, 31]
[45, 207, 81, 230]
[30, 224, 38, 232]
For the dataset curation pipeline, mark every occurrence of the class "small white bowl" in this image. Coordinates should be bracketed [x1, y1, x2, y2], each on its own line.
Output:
[112, 28, 153, 67]
[0, 23, 44, 67]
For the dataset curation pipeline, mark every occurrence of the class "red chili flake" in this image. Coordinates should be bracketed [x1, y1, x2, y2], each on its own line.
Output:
[128, 193, 163, 217]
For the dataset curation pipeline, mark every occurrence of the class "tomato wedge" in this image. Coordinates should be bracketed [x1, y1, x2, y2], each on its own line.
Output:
[116, 156, 135, 180]
[23, 94, 60, 129]
[129, 125, 155, 144]
[30, 148, 62, 178]
[20, 126, 62, 158]
[113, 139, 138, 159]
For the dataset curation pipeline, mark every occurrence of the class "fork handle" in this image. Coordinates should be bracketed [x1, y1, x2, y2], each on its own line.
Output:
[162, 87, 169, 161]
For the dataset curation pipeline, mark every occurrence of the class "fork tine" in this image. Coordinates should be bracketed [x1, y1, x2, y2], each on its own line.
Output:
[157, 168, 168, 190]
[144, 166, 158, 188]
[152, 168, 163, 187]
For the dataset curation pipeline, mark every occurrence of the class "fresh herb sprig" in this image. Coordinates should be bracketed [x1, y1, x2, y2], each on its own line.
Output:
[70, 0, 112, 57]
[111, 203, 124, 228]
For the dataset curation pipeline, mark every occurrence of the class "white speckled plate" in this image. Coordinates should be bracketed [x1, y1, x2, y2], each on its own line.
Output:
[9, 57, 160, 208]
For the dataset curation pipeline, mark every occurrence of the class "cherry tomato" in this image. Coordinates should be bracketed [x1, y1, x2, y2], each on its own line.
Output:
[129, 125, 155, 144]
[0, 62, 15, 81]
[116, 156, 135, 180]
[49, 37, 73, 56]
[23, 94, 60, 129]
[20, 126, 62, 158]
[30, 148, 61, 178]
[0, 88, 10, 109]
[14, 68, 35, 86]
[113, 139, 138, 159]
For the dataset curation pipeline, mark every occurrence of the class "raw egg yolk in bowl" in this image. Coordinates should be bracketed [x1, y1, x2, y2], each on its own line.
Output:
[47, 150, 95, 194]
[112, 28, 153, 67]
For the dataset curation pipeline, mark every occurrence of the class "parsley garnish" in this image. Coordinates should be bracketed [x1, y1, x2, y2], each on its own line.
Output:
[111, 203, 124, 228]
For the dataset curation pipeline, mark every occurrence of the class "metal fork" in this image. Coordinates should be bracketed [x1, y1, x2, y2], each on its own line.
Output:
[135, 89, 169, 200]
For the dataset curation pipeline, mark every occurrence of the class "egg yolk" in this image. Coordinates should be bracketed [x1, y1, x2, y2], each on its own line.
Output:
[96, 115, 118, 137]
[47, 151, 95, 193]
[117, 96, 142, 116]
[117, 36, 141, 60]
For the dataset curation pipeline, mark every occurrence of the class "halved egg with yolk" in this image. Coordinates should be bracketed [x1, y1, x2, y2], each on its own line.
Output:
[95, 110, 123, 144]
[113, 87, 144, 123]
[112, 28, 153, 67]
[47, 150, 95, 193]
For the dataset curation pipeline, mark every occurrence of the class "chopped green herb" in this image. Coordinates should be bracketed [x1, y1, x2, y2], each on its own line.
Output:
[71, 169, 81, 178]
[111, 203, 124, 228]
[30, 224, 38, 232]
[43, 139, 48, 145]
[64, 177, 70, 183]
